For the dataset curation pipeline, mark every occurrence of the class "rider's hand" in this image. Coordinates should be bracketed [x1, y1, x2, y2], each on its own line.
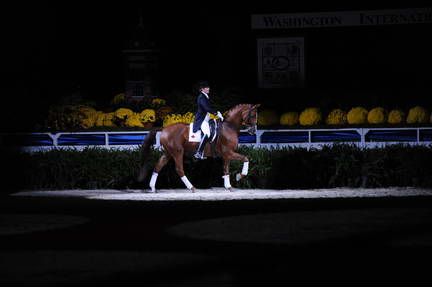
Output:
[217, 111, 224, 121]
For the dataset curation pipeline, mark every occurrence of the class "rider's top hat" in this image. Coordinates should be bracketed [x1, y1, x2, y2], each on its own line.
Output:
[197, 81, 210, 89]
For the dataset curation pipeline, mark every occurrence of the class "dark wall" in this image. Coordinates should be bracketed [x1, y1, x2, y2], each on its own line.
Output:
[2, 4, 431, 131]
[250, 19, 432, 111]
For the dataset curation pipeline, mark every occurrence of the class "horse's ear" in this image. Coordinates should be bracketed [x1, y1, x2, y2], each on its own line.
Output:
[253, 104, 261, 109]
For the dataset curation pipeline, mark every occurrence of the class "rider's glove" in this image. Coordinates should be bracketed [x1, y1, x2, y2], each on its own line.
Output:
[216, 111, 224, 121]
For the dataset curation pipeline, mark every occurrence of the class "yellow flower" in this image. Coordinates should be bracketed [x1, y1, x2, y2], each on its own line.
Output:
[111, 93, 125, 105]
[139, 109, 156, 123]
[326, 109, 347, 125]
[299, 107, 322, 126]
[114, 108, 134, 120]
[388, 109, 405, 124]
[174, 114, 183, 122]
[151, 98, 166, 106]
[126, 113, 144, 127]
[367, 107, 387, 124]
[163, 113, 183, 127]
[77, 106, 98, 128]
[407, 106, 429, 123]
[258, 110, 279, 126]
[77, 105, 96, 115]
[103, 112, 115, 127]
[95, 111, 106, 127]
[347, 107, 368, 124]
[94, 112, 115, 127]
[280, 112, 299, 126]
[182, 112, 195, 124]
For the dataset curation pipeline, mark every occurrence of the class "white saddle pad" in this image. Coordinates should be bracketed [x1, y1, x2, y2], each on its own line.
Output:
[189, 123, 201, 142]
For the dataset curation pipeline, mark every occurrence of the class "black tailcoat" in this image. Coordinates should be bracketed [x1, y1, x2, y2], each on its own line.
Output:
[192, 92, 217, 133]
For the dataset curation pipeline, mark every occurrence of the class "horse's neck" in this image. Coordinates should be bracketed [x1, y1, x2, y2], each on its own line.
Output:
[224, 107, 244, 130]
[221, 120, 240, 133]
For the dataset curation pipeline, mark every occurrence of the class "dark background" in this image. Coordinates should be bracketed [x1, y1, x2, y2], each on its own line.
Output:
[1, 5, 432, 284]
[2, 2, 431, 131]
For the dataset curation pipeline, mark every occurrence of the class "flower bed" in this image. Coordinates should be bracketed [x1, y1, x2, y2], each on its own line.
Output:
[255, 105, 431, 130]
[40, 90, 431, 132]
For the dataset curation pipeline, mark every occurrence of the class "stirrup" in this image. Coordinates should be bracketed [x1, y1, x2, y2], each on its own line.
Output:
[194, 153, 206, 160]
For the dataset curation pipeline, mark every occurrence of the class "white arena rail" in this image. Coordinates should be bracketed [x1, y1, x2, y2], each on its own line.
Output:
[1, 127, 431, 152]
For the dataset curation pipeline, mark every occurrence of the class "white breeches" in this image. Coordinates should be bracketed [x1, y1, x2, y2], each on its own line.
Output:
[201, 116, 210, 137]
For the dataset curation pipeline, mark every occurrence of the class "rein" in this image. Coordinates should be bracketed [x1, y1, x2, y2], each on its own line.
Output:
[222, 104, 257, 135]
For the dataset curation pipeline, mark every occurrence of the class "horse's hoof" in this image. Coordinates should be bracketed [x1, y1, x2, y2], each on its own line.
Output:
[191, 187, 196, 193]
[227, 187, 234, 192]
[236, 173, 244, 181]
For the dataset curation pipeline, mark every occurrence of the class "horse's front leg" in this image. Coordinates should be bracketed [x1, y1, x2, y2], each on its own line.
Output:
[222, 151, 249, 191]
[228, 152, 249, 182]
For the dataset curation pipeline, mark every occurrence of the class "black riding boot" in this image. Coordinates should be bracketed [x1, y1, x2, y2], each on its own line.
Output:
[194, 134, 208, 159]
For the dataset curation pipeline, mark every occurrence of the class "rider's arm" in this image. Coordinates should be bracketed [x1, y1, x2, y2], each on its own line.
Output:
[199, 95, 223, 120]
[199, 95, 217, 115]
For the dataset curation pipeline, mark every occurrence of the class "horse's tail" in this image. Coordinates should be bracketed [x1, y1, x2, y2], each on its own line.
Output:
[137, 128, 161, 182]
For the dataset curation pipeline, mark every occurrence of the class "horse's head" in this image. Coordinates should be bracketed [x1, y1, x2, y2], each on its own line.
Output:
[242, 104, 261, 135]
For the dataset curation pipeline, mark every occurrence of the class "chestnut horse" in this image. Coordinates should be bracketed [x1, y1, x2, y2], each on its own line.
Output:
[138, 104, 260, 192]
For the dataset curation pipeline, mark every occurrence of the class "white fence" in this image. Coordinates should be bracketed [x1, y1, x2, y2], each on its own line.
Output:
[2, 127, 431, 152]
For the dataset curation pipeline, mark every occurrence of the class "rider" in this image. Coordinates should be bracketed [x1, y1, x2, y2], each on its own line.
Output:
[192, 81, 224, 159]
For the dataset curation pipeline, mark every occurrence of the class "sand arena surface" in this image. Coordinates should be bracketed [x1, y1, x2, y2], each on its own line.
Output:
[12, 187, 432, 201]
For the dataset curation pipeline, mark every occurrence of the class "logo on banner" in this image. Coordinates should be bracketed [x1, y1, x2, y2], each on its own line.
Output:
[257, 38, 305, 88]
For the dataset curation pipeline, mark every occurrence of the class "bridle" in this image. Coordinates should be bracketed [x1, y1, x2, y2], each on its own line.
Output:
[244, 106, 258, 135]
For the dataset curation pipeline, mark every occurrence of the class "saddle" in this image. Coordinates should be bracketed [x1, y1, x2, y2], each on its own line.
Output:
[189, 119, 219, 143]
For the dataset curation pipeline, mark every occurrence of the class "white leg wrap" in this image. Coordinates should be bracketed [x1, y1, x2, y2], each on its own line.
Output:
[149, 172, 158, 192]
[222, 174, 232, 189]
[181, 175, 194, 190]
[236, 161, 249, 181]
[241, 161, 249, 176]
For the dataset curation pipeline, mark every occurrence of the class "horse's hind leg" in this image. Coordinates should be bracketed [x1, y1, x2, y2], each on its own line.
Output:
[173, 151, 196, 192]
[222, 158, 233, 191]
[149, 153, 170, 192]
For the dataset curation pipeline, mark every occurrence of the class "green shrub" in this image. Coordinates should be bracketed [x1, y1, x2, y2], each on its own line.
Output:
[14, 144, 432, 191]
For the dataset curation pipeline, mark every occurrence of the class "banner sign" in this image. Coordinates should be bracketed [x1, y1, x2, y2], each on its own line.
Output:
[257, 38, 304, 88]
[251, 7, 432, 29]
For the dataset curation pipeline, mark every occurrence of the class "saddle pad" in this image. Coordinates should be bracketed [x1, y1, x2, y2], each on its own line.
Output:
[189, 123, 201, 142]
[189, 120, 219, 143]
